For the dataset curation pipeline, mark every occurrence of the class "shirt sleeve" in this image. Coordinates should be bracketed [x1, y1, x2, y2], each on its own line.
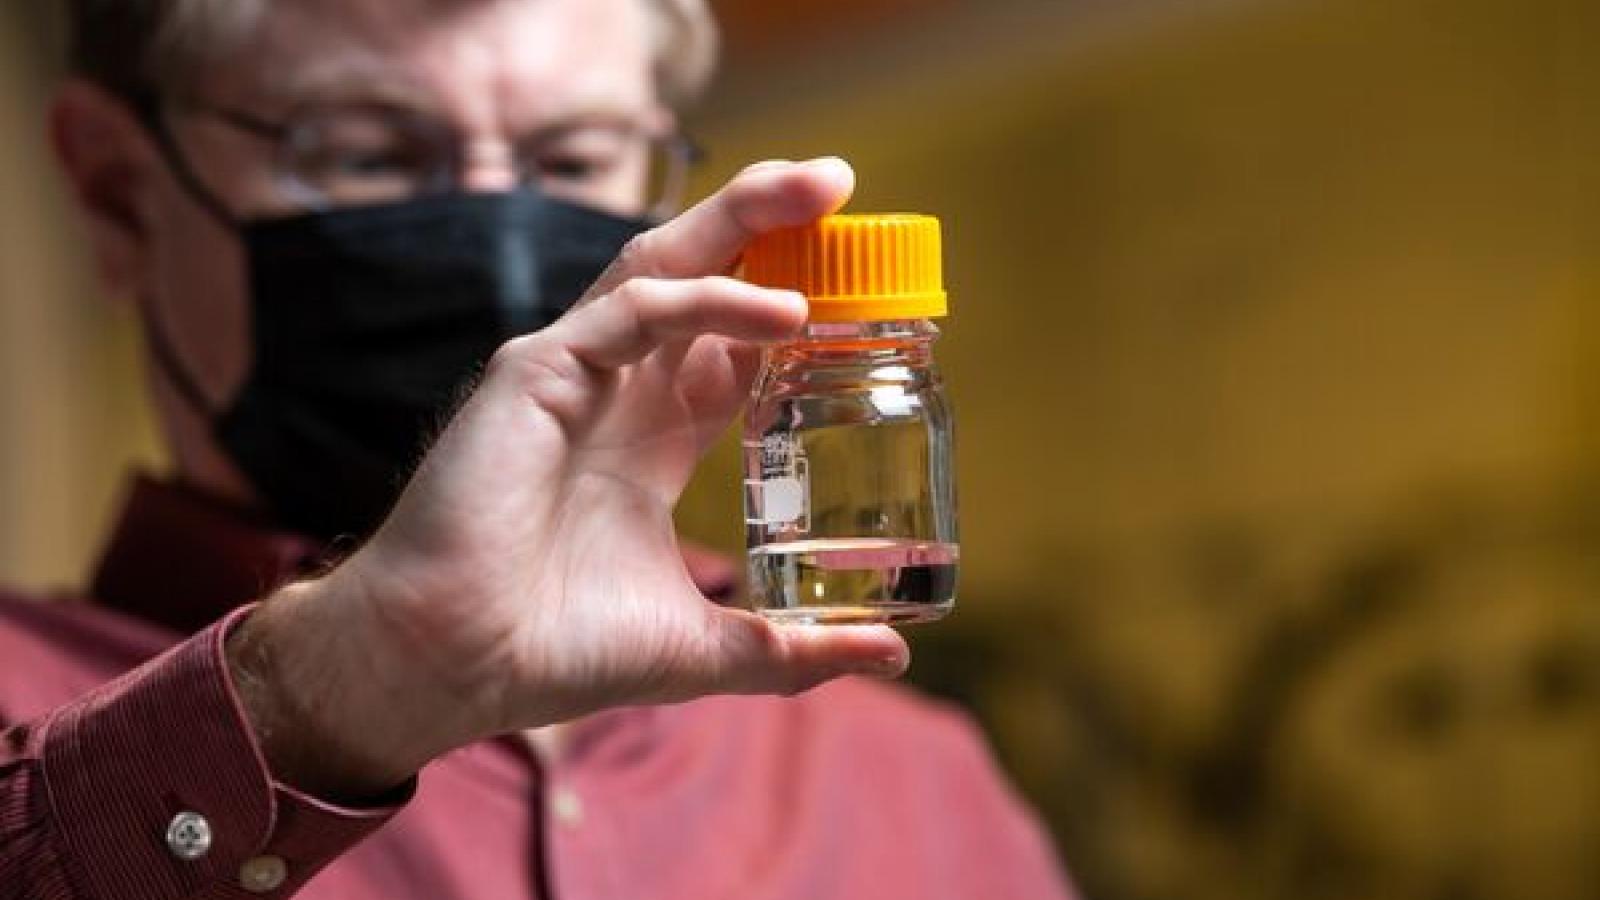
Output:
[0, 605, 412, 899]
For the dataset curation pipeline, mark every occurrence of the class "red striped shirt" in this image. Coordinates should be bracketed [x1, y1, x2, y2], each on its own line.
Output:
[1, 476, 1072, 898]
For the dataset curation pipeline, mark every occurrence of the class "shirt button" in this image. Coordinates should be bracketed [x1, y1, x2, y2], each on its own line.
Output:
[165, 811, 213, 861]
[239, 855, 289, 893]
[550, 785, 584, 827]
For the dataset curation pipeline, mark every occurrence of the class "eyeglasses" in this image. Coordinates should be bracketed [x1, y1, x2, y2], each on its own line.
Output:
[167, 99, 705, 219]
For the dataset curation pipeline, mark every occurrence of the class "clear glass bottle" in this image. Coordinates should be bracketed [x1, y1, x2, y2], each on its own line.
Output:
[740, 214, 957, 625]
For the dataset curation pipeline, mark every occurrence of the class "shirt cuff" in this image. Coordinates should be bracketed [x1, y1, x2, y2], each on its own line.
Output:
[37, 603, 413, 898]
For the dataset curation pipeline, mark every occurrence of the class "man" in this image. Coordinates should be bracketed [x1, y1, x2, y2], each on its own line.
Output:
[0, 0, 1073, 896]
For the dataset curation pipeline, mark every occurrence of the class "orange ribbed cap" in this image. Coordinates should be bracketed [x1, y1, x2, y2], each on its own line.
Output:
[741, 214, 946, 322]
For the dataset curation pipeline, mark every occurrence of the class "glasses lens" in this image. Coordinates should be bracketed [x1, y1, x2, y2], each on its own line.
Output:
[281, 108, 452, 207]
[274, 105, 702, 215]
[643, 136, 699, 218]
[517, 124, 698, 217]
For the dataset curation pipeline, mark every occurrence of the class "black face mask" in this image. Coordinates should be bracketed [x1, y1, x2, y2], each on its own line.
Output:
[145, 189, 650, 542]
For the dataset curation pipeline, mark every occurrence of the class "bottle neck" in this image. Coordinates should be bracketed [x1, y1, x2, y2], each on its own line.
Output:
[794, 318, 941, 343]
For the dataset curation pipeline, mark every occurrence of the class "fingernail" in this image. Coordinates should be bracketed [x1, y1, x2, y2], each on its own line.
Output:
[805, 156, 852, 178]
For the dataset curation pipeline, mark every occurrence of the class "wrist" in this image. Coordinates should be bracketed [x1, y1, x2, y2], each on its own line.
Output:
[226, 575, 457, 800]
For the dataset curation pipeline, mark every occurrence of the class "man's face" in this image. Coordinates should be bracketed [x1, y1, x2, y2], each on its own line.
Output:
[66, 0, 662, 500]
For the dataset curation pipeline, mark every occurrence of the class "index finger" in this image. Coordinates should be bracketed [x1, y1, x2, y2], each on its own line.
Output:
[580, 156, 855, 302]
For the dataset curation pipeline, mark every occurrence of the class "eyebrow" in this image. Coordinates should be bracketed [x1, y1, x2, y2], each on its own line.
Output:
[527, 107, 665, 138]
[270, 54, 442, 113]
[268, 56, 659, 137]
[523, 89, 672, 142]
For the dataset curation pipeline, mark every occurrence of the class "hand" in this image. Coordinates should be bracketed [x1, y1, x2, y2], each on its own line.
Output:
[229, 159, 910, 798]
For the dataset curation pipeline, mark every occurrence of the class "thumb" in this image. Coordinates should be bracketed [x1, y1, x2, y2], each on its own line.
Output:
[695, 608, 911, 698]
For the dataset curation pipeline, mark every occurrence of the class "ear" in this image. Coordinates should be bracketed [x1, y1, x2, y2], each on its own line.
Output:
[48, 79, 164, 304]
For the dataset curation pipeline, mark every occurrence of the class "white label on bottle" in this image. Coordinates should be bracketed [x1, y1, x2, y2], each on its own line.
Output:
[759, 477, 805, 524]
[746, 434, 810, 530]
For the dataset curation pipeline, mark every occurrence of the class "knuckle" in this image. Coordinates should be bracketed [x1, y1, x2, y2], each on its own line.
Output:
[611, 279, 660, 334]
[618, 277, 696, 338]
[486, 335, 583, 399]
[610, 277, 651, 309]
[614, 231, 662, 278]
[766, 633, 818, 697]
[484, 335, 533, 379]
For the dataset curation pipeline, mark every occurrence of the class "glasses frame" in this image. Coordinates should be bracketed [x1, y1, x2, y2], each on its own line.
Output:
[168, 98, 707, 219]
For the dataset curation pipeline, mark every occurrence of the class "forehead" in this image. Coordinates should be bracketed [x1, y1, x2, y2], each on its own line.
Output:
[225, 0, 656, 123]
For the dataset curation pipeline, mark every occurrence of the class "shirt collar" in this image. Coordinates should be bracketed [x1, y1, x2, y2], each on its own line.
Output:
[91, 473, 325, 635]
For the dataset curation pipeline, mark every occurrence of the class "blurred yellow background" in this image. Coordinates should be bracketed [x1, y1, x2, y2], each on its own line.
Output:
[4, 0, 1599, 898]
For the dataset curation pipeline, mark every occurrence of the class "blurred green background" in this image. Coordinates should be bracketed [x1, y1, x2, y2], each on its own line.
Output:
[4, 1, 1598, 898]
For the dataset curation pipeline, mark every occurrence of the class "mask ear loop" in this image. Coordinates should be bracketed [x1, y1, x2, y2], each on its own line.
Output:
[123, 90, 242, 421]
[130, 92, 242, 230]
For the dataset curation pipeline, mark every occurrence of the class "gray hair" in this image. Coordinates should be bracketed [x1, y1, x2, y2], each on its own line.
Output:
[66, 0, 719, 109]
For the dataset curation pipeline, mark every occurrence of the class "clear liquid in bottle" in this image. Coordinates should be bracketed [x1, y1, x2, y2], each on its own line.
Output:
[748, 538, 958, 624]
